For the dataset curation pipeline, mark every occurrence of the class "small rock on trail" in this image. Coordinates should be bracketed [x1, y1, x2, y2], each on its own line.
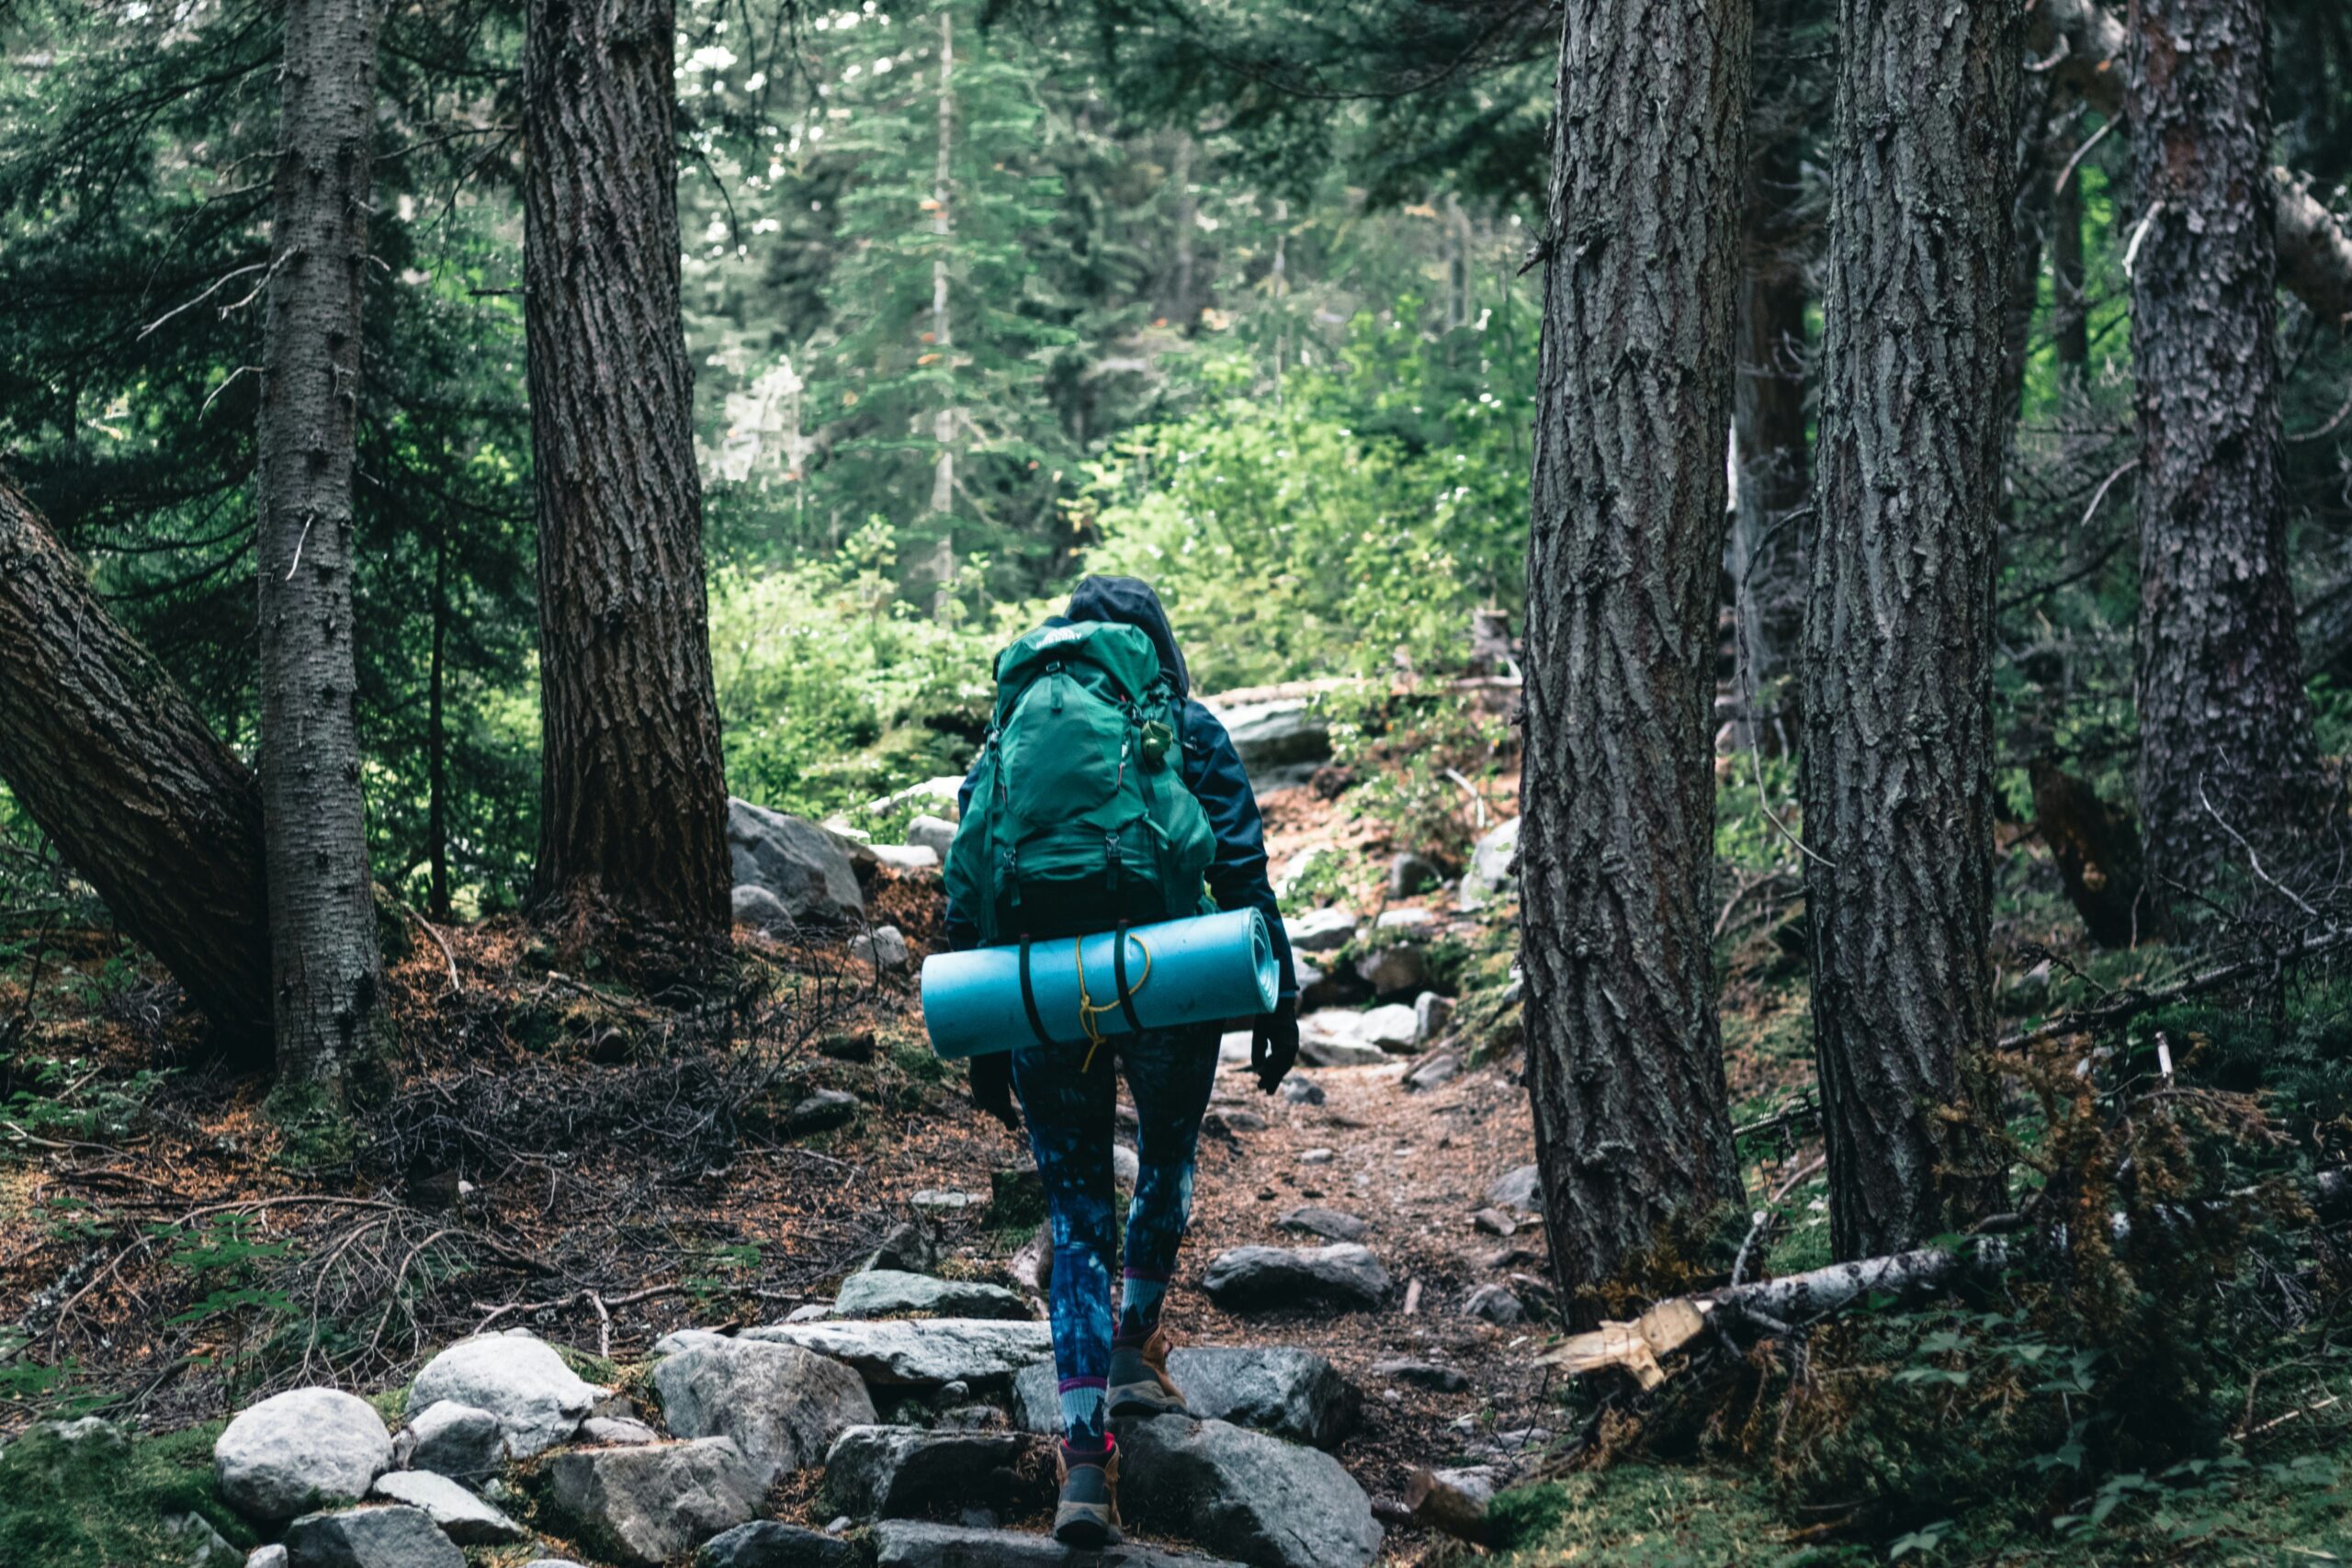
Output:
[698, 1519, 859, 1568]
[1200, 1245, 1391, 1313]
[651, 1337, 878, 1483]
[1012, 1346, 1358, 1449]
[368, 1469, 527, 1545]
[1116, 1415, 1383, 1568]
[539, 1438, 765, 1567]
[820, 1425, 1047, 1519]
[872, 1519, 1244, 1568]
[401, 1401, 503, 1481]
[407, 1330, 598, 1459]
[834, 1269, 1032, 1322]
[745, 1317, 1053, 1388]
[279, 1504, 464, 1568]
[1272, 1206, 1367, 1243]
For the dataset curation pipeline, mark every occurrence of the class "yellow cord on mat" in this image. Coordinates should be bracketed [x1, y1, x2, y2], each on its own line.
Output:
[1073, 931, 1153, 1071]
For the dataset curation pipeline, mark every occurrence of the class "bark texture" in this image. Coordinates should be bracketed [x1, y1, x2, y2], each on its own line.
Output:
[2127, 0, 2321, 919]
[1802, 0, 2018, 1259]
[2033, 0, 2352, 325]
[1728, 0, 1815, 701]
[1521, 0, 1750, 1302]
[524, 0, 730, 941]
[0, 480, 271, 1045]
[256, 0, 390, 1086]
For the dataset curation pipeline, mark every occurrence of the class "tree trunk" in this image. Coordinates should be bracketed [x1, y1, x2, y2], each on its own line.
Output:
[524, 0, 731, 943]
[2033, 0, 2352, 327]
[256, 0, 390, 1089]
[0, 479, 272, 1047]
[2128, 0, 2322, 922]
[427, 524, 451, 921]
[929, 10, 957, 619]
[1521, 0, 1750, 1304]
[2052, 154, 2090, 372]
[1801, 0, 2018, 1259]
[1728, 0, 1814, 705]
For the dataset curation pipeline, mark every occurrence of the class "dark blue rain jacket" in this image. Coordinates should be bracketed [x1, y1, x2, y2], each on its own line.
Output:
[942, 576, 1299, 1004]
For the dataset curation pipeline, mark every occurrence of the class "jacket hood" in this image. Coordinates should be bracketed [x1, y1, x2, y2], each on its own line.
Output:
[1066, 575, 1189, 699]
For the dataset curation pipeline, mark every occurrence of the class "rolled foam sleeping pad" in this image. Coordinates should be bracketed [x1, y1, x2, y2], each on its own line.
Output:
[921, 908, 1278, 1059]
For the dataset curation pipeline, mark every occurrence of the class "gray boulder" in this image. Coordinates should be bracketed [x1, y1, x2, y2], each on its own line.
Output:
[1207, 698, 1330, 772]
[279, 1505, 462, 1568]
[821, 1425, 1046, 1519]
[1402, 1053, 1460, 1092]
[247, 1546, 290, 1568]
[650, 1337, 877, 1483]
[161, 1511, 241, 1568]
[539, 1438, 765, 1567]
[1117, 1416, 1382, 1568]
[1272, 1206, 1367, 1243]
[1295, 1014, 1385, 1069]
[401, 1401, 503, 1482]
[869, 846, 940, 874]
[1201, 1247, 1389, 1313]
[579, 1416, 662, 1445]
[1282, 908, 1357, 954]
[733, 884, 797, 936]
[1366, 1359, 1467, 1393]
[833, 1269, 1032, 1322]
[873, 1520, 1243, 1568]
[851, 926, 911, 971]
[1015, 1348, 1355, 1449]
[367, 1470, 526, 1545]
[1386, 852, 1441, 897]
[784, 1089, 860, 1135]
[408, 1331, 598, 1459]
[744, 1318, 1053, 1388]
[214, 1388, 392, 1520]
[1462, 1284, 1524, 1325]
[1487, 1164, 1541, 1212]
[1277, 1078, 1324, 1106]
[729, 797, 865, 927]
[1457, 817, 1520, 911]
[905, 816, 959, 859]
[1354, 1004, 1419, 1051]
[1351, 945, 1425, 997]
[1412, 992, 1454, 1044]
[699, 1520, 858, 1568]
[652, 1327, 735, 1357]
[869, 1217, 944, 1275]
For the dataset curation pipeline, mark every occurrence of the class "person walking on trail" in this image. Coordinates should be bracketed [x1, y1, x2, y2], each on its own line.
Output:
[943, 575, 1301, 1548]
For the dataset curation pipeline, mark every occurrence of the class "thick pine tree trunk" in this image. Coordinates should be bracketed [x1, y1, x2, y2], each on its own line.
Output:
[2127, 0, 2321, 919]
[1801, 0, 2019, 1260]
[1521, 0, 1750, 1303]
[524, 0, 730, 942]
[0, 480, 272, 1047]
[256, 0, 390, 1088]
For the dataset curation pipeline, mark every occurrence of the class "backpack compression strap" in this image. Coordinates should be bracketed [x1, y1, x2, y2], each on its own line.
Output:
[1017, 936, 1055, 1047]
[1113, 922, 1146, 1034]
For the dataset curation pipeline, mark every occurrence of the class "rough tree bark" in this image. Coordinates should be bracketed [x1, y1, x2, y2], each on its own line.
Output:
[524, 0, 731, 942]
[256, 0, 390, 1088]
[2052, 154, 2090, 372]
[1727, 0, 1814, 703]
[1801, 0, 2018, 1259]
[2033, 0, 2352, 326]
[2127, 0, 2322, 919]
[0, 480, 271, 1047]
[1521, 0, 1750, 1303]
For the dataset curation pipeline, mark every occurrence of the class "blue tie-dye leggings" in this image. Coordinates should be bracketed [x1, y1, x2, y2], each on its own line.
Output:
[1010, 1024, 1219, 1446]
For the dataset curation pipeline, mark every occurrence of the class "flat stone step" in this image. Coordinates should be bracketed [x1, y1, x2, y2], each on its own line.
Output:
[872, 1519, 1244, 1568]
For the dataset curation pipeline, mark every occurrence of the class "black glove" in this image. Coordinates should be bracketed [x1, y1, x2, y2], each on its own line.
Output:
[1252, 998, 1300, 1094]
[968, 1052, 1020, 1132]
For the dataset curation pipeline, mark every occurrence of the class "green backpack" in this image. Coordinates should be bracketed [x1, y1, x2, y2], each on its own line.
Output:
[945, 620, 1217, 946]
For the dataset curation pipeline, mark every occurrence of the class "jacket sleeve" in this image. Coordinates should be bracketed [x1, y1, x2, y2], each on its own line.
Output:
[1182, 704, 1298, 1003]
[942, 762, 986, 953]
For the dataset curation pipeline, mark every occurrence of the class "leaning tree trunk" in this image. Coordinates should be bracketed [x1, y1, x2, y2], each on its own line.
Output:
[524, 0, 730, 943]
[0, 480, 271, 1048]
[255, 0, 390, 1089]
[1521, 0, 1750, 1305]
[2128, 0, 2321, 921]
[1801, 0, 2018, 1260]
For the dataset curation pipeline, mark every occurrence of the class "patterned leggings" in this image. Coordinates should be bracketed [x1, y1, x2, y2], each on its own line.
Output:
[1011, 1024, 1219, 1446]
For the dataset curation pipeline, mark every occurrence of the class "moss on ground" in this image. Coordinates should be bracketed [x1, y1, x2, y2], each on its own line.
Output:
[0, 1420, 254, 1567]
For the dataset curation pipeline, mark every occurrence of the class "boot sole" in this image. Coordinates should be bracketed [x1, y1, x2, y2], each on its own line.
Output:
[1107, 1384, 1190, 1419]
[1055, 1509, 1122, 1549]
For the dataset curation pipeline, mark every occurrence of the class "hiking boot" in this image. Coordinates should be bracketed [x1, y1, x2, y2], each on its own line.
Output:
[1106, 1325, 1189, 1418]
[1054, 1437, 1122, 1548]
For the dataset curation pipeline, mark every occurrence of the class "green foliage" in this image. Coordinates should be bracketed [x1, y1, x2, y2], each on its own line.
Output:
[1490, 1463, 1859, 1566]
[2, 1057, 164, 1151]
[0, 1421, 253, 1567]
[1079, 313, 1532, 690]
[1323, 687, 1516, 864]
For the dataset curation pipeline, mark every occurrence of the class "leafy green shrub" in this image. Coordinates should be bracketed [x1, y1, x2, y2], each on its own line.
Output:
[0, 1421, 253, 1567]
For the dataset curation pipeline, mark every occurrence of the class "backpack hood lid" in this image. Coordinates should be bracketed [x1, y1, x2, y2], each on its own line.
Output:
[1067, 576, 1189, 701]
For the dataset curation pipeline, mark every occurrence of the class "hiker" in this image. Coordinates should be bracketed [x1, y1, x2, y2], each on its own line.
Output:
[943, 574, 1301, 1547]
